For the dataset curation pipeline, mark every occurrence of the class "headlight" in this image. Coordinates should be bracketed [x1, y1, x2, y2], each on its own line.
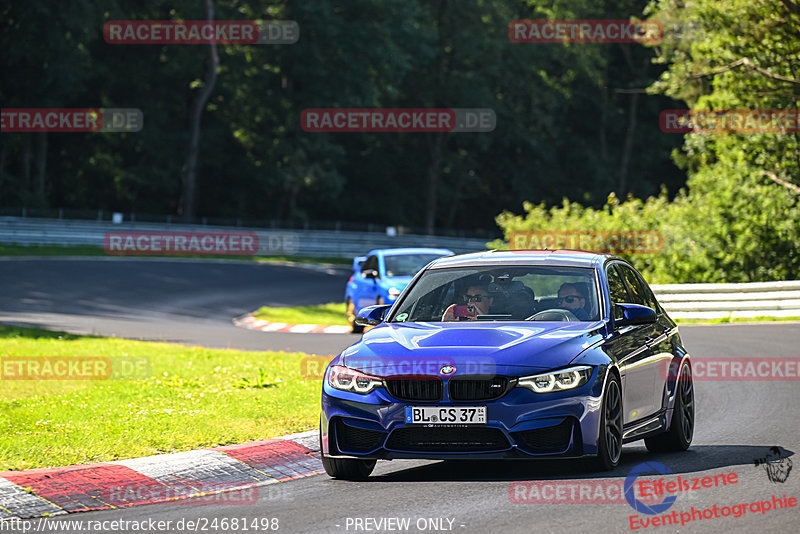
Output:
[388, 287, 401, 299]
[517, 366, 592, 393]
[327, 365, 383, 394]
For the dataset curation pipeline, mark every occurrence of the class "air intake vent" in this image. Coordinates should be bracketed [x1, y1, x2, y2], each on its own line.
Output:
[449, 375, 509, 401]
[385, 376, 443, 402]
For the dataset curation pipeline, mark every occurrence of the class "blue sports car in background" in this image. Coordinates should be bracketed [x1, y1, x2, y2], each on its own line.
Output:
[345, 247, 453, 332]
[322, 250, 695, 479]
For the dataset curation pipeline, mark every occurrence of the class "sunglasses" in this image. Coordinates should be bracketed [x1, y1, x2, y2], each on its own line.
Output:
[463, 294, 490, 303]
[558, 295, 583, 304]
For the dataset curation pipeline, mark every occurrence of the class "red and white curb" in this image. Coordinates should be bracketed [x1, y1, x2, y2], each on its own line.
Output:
[0, 431, 322, 521]
[234, 313, 353, 334]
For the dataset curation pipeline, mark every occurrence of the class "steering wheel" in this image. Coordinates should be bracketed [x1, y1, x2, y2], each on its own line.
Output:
[526, 308, 579, 322]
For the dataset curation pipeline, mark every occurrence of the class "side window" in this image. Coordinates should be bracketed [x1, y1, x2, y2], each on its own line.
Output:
[618, 265, 648, 306]
[635, 271, 659, 312]
[361, 255, 379, 274]
[606, 265, 628, 320]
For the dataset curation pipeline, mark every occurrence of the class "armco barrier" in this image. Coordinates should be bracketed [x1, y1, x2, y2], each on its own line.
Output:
[0, 217, 490, 258]
[651, 281, 800, 320]
[2, 217, 797, 319]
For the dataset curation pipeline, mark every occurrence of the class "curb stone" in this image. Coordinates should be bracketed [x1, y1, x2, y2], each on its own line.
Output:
[234, 313, 354, 334]
[0, 431, 322, 521]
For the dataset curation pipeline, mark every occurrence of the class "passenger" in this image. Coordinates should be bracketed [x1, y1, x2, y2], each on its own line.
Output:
[442, 281, 495, 321]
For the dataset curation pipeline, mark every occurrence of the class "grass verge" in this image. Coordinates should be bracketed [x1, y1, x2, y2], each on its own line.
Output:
[0, 244, 350, 265]
[674, 315, 800, 325]
[253, 303, 348, 326]
[0, 326, 322, 471]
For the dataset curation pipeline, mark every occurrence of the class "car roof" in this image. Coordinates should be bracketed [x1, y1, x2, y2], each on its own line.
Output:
[428, 249, 614, 269]
[367, 247, 454, 257]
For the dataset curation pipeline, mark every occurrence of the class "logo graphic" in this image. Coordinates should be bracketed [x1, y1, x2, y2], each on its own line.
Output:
[440, 365, 456, 375]
[624, 462, 677, 515]
[754, 446, 793, 483]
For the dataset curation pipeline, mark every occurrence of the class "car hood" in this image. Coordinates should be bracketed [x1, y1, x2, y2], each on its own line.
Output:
[340, 321, 605, 377]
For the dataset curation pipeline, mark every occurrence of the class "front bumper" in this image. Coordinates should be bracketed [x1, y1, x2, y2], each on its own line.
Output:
[320, 367, 607, 460]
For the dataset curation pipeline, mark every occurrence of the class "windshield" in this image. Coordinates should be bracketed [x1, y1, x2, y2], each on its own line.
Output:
[383, 254, 446, 277]
[389, 266, 600, 322]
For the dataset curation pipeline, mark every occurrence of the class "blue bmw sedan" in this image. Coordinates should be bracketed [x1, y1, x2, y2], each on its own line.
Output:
[321, 250, 695, 479]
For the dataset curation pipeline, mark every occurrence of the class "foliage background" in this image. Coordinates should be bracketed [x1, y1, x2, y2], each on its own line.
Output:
[491, 0, 800, 283]
[1, 0, 798, 282]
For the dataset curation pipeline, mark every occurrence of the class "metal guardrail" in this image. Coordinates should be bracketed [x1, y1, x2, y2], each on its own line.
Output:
[2, 217, 797, 319]
[651, 281, 800, 319]
[0, 217, 491, 258]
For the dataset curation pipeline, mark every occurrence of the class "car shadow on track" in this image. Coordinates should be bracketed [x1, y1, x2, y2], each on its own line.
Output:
[368, 445, 794, 482]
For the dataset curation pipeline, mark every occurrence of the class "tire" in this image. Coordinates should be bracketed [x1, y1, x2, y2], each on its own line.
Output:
[320, 425, 376, 480]
[645, 362, 694, 452]
[346, 298, 364, 334]
[590, 372, 623, 471]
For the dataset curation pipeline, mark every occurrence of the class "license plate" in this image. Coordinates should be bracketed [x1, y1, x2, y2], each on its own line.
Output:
[405, 406, 486, 425]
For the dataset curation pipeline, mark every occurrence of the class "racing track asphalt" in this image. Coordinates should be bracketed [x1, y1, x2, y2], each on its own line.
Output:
[0, 257, 360, 355]
[2, 258, 799, 533]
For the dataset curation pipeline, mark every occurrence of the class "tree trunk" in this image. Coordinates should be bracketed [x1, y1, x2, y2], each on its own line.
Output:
[424, 133, 445, 234]
[444, 165, 466, 228]
[34, 132, 47, 207]
[22, 135, 31, 203]
[0, 137, 7, 197]
[424, 0, 451, 235]
[618, 91, 639, 194]
[617, 48, 648, 195]
[180, 0, 219, 222]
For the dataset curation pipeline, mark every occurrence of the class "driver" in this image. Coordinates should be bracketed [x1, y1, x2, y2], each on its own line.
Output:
[557, 283, 589, 320]
[442, 280, 495, 321]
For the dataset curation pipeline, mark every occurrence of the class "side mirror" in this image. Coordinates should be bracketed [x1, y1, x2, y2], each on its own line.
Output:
[352, 256, 367, 272]
[362, 269, 379, 280]
[355, 304, 392, 327]
[615, 303, 657, 327]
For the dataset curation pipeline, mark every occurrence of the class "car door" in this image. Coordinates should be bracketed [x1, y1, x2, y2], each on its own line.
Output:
[357, 255, 380, 310]
[601, 262, 655, 426]
[627, 267, 678, 415]
[616, 263, 667, 422]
